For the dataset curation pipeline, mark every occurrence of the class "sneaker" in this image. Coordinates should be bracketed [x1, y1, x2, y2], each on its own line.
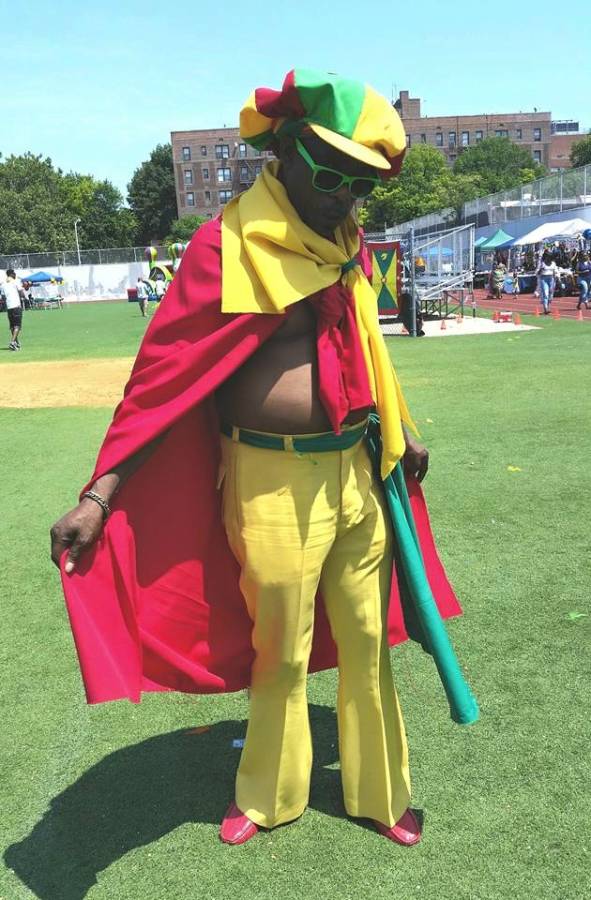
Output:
[8, 341, 17, 351]
[15, 339, 20, 349]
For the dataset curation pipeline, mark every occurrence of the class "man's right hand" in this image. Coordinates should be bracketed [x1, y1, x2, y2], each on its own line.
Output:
[50, 499, 105, 574]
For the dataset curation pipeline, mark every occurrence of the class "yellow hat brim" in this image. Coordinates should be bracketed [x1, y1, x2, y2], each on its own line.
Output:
[308, 123, 392, 171]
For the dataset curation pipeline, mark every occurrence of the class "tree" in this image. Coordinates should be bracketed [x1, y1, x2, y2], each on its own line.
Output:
[453, 136, 546, 194]
[0, 154, 139, 255]
[0, 153, 73, 253]
[569, 134, 591, 169]
[166, 214, 206, 243]
[63, 174, 138, 248]
[359, 145, 482, 231]
[127, 143, 178, 244]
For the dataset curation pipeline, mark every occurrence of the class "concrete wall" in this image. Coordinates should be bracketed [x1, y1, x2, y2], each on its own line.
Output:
[13, 261, 148, 302]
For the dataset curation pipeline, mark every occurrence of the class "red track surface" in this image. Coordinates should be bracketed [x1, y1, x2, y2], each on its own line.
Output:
[473, 289, 591, 321]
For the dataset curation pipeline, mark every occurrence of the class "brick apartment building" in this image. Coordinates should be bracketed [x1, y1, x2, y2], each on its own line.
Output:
[393, 90, 552, 168]
[171, 127, 275, 219]
[549, 121, 586, 170]
[172, 102, 585, 219]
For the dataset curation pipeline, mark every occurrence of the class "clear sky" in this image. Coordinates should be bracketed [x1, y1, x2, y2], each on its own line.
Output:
[1, 0, 589, 198]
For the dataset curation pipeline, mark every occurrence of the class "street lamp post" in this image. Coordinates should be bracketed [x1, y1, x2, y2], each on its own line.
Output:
[74, 218, 82, 266]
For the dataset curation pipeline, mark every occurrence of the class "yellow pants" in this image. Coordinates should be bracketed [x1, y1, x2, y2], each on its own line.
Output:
[219, 429, 411, 829]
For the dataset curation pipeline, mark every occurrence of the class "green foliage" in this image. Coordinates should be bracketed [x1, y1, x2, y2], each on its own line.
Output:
[62, 173, 138, 248]
[0, 154, 73, 253]
[0, 154, 138, 254]
[360, 145, 482, 230]
[127, 143, 178, 244]
[453, 136, 547, 194]
[569, 134, 591, 168]
[166, 214, 206, 243]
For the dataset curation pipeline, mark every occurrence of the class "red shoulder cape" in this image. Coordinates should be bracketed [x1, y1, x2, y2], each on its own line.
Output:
[61, 218, 461, 704]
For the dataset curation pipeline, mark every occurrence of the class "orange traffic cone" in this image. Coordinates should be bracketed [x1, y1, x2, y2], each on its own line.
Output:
[534, 306, 540, 317]
[551, 307, 560, 320]
[514, 313, 522, 326]
[576, 308, 584, 321]
[492, 310, 500, 323]
[440, 318, 447, 331]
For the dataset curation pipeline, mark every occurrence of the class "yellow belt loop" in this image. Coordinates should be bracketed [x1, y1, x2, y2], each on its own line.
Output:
[232, 426, 240, 443]
[283, 435, 295, 452]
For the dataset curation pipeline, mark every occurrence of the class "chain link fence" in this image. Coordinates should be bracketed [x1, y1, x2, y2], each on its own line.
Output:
[0, 245, 170, 272]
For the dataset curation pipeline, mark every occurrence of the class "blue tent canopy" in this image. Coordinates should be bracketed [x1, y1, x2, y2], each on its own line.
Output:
[23, 271, 64, 284]
[423, 245, 453, 257]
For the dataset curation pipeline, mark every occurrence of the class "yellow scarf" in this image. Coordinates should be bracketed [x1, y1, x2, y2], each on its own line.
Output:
[221, 161, 415, 479]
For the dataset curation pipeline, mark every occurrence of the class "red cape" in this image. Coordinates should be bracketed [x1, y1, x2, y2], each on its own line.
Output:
[62, 219, 461, 704]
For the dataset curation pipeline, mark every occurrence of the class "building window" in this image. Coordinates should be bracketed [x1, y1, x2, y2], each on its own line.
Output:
[215, 143, 230, 159]
[515, 128, 522, 140]
[239, 143, 247, 157]
[186, 192, 195, 206]
[406, 134, 411, 147]
[495, 129, 508, 138]
[254, 164, 262, 176]
[239, 165, 249, 181]
[182, 146, 191, 161]
[217, 167, 232, 183]
[184, 169, 193, 184]
[436, 132, 443, 146]
[205, 190, 211, 202]
[219, 189, 233, 204]
[200, 145, 207, 157]
[448, 131, 456, 147]
[475, 130, 483, 142]
[461, 131, 470, 146]
[533, 128, 542, 142]
[533, 150, 542, 163]
[420, 133, 426, 143]
[202, 167, 209, 180]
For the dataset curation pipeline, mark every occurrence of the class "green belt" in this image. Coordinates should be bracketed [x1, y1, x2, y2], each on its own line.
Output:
[220, 420, 367, 452]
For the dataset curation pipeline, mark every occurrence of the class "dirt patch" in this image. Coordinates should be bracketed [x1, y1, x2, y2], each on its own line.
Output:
[0, 358, 135, 408]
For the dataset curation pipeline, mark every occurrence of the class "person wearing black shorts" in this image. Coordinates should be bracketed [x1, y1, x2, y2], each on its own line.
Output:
[1, 269, 24, 351]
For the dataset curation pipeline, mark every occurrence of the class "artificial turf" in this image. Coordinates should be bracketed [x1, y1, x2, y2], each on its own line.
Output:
[0, 304, 589, 899]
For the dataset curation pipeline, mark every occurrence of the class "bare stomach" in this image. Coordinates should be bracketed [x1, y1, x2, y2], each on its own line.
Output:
[215, 307, 372, 434]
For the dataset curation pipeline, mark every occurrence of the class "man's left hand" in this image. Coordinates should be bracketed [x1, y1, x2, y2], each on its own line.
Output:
[402, 429, 429, 483]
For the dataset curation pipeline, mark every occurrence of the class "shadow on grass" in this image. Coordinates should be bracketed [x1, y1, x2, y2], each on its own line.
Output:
[5, 704, 342, 900]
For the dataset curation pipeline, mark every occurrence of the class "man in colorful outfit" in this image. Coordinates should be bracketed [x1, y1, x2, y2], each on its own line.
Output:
[51, 70, 476, 848]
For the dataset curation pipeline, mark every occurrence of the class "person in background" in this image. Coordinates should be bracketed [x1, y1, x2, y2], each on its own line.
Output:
[0, 269, 25, 350]
[576, 253, 591, 310]
[154, 278, 167, 301]
[491, 257, 507, 299]
[136, 277, 149, 317]
[536, 250, 558, 314]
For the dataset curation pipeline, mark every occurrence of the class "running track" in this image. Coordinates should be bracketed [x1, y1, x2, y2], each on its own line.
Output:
[473, 289, 591, 322]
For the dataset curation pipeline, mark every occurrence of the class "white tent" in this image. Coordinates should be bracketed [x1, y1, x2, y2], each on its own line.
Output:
[513, 217, 590, 245]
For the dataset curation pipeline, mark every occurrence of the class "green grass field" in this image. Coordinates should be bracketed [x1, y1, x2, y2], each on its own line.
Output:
[1, 304, 590, 899]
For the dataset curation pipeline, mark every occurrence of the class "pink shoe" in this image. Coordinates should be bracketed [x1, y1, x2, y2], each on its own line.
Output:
[374, 808, 422, 846]
[219, 802, 259, 845]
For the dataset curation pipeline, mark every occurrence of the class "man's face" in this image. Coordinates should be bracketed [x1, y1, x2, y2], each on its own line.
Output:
[278, 134, 377, 238]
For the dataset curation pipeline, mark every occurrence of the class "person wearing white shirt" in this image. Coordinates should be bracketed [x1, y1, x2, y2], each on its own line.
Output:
[135, 278, 149, 318]
[536, 251, 557, 315]
[0, 269, 25, 350]
[154, 278, 167, 301]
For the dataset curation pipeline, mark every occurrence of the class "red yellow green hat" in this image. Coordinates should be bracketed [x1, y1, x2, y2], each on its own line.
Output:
[240, 68, 407, 178]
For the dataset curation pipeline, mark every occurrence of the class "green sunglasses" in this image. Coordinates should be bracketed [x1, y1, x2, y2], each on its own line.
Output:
[295, 138, 380, 199]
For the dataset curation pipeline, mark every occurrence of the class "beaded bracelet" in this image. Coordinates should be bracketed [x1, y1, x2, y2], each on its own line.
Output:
[82, 490, 111, 520]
